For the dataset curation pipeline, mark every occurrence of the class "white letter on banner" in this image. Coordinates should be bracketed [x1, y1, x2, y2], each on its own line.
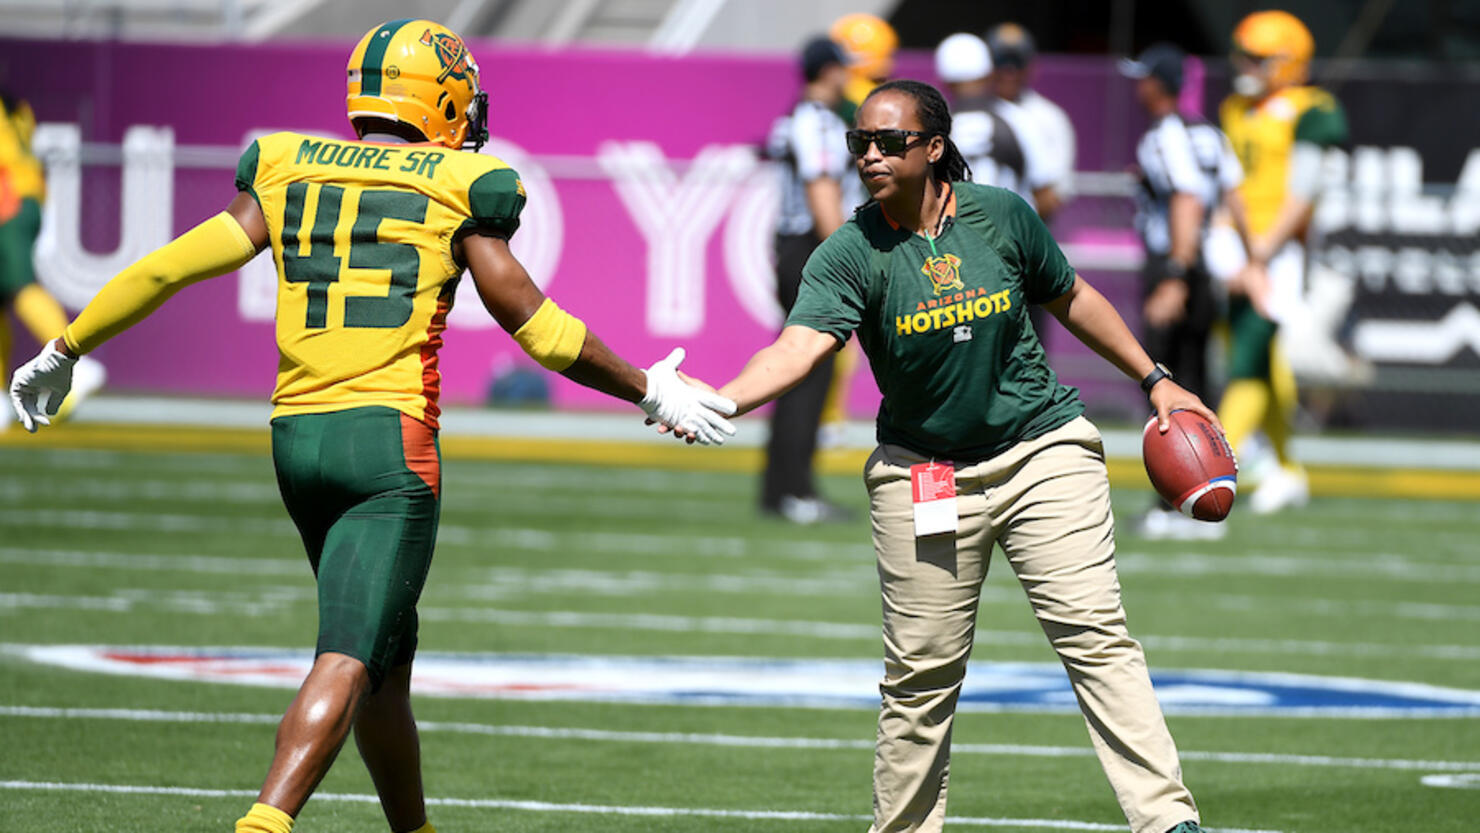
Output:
[33, 124, 175, 310]
[722, 163, 785, 330]
[449, 137, 564, 330]
[599, 141, 756, 336]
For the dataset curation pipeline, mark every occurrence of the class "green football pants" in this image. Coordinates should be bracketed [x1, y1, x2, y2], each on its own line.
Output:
[271, 405, 441, 689]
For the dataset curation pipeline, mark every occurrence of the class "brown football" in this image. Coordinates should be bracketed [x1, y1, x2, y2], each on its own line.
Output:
[1142, 410, 1238, 521]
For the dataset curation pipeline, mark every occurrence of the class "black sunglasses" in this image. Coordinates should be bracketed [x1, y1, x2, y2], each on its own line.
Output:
[846, 129, 932, 156]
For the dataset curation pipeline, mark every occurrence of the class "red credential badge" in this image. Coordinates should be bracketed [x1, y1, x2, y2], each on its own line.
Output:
[909, 461, 958, 536]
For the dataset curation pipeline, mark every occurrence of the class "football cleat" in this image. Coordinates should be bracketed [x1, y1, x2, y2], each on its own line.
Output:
[346, 18, 489, 151]
[1249, 465, 1310, 515]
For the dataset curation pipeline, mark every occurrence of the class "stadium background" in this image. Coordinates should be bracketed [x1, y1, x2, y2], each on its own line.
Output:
[1, 1, 1478, 831]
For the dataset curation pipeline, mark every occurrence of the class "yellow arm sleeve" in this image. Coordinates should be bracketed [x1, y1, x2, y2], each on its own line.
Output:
[512, 298, 588, 372]
[63, 211, 258, 355]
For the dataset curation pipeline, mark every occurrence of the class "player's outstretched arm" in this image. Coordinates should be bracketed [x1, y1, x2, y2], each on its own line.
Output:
[8, 193, 268, 432]
[461, 232, 735, 445]
[1042, 274, 1220, 433]
[717, 325, 837, 416]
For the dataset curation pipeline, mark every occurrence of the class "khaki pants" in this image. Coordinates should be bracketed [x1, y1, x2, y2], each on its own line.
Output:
[864, 417, 1197, 833]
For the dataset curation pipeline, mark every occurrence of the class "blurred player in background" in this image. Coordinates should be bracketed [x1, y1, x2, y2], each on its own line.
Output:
[1121, 44, 1248, 540]
[760, 36, 855, 524]
[0, 89, 105, 427]
[984, 22, 1075, 220]
[815, 12, 900, 448]
[830, 12, 898, 122]
[1216, 10, 1347, 514]
[9, 19, 734, 833]
[933, 33, 1055, 208]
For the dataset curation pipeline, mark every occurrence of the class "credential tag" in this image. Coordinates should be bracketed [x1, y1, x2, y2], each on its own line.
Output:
[910, 461, 958, 536]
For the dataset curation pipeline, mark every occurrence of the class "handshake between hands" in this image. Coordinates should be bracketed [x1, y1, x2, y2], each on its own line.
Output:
[11, 340, 739, 446]
[638, 348, 737, 446]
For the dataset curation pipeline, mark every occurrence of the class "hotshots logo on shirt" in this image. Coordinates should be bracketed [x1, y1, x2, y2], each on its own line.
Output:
[896, 286, 1013, 336]
[922, 254, 965, 295]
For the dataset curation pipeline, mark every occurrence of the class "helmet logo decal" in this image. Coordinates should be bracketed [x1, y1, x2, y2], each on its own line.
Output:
[420, 28, 472, 84]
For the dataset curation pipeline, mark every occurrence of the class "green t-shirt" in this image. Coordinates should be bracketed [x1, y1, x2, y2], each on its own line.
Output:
[787, 182, 1084, 461]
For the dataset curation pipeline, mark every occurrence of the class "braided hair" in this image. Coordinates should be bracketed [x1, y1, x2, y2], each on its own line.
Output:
[864, 79, 973, 184]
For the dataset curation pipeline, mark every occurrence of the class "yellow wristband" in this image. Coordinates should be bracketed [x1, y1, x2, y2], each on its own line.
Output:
[512, 298, 588, 372]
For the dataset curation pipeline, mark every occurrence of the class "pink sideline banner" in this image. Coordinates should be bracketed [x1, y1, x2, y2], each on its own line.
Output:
[1, 39, 1150, 415]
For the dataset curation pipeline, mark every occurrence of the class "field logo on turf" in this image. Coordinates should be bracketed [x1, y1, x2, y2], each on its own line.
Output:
[14, 646, 1480, 718]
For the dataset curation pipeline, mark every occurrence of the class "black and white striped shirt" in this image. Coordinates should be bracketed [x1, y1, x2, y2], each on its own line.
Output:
[767, 99, 856, 236]
[1134, 112, 1242, 256]
[950, 95, 1052, 207]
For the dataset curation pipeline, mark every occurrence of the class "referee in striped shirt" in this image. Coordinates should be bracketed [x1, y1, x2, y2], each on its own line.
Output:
[1122, 44, 1247, 539]
[758, 37, 856, 524]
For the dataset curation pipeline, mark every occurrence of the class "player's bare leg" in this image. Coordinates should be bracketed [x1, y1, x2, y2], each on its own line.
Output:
[256, 651, 372, 815]
[354, 660, 429, 832]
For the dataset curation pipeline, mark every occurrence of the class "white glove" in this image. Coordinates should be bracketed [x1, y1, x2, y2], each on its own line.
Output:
[9, 340, 78, 433]
[639, 348, 737, 446]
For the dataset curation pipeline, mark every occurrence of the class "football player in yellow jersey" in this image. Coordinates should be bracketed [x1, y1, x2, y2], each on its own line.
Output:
[1217, 9, 1347, 514]
[9, 19, 735, 833]
[830, 12, 898, 120]
[0, 90, 107, 427]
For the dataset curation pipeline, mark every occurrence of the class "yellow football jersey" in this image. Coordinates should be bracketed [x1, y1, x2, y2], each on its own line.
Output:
[1221, 86, 1347, 235]
[236, 132, 525, 427]
[0, 99, 45, 204]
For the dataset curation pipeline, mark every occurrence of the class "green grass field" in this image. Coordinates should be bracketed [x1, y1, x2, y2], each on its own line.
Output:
[1, 440, 1477, 832]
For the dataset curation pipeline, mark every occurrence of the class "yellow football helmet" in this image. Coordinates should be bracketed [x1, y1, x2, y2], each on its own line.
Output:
[347, 19, 488, 150]
[830, 13, 897, 82]
[1232, 10, 1314, 91]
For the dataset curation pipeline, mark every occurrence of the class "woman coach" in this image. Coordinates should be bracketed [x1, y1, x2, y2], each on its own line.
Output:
[714, 80, 1215, 833]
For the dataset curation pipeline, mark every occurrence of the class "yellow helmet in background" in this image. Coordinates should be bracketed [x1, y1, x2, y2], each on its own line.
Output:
[830, 13, 898, 82]
[1232, 10, 1314, 91]
[346, 18, 489, 150]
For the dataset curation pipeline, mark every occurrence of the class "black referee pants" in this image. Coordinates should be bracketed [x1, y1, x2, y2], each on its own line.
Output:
[1140, 254, 1215, 402]
[761, 231, 835, 511]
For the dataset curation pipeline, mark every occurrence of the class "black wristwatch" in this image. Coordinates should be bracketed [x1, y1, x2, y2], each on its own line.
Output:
[1140, 362, 1173, 394]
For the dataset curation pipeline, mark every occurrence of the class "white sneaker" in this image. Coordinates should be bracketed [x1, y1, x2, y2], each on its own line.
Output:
[1249, 466, 1309, 515]
[1237, 433, 1278, 489]
[1137, 508, 1226, 541]
[54, 355, 107, 421]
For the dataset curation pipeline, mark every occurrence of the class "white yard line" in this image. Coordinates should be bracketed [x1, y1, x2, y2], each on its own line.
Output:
[0, 475, 742, 516]
[0, 547, 307, 575]
[3, 591, 1478, 661]
[5, 546, 1476, 625]
[0, 510, 864, 560]
[7, 506, 1480, 578]
[0, 778, 1281, 831]
[2, 705, 1477, 774]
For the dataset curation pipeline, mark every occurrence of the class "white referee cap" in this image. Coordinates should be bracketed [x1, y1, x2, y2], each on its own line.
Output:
[935, 33, 992, 83]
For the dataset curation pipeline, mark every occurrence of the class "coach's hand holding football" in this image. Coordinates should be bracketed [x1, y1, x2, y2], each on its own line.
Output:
[639, 347, 736, 445]
[1146, 373, 1222, 434]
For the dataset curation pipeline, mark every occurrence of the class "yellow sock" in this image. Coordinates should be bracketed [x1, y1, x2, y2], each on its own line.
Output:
[12, 284, 69, 343]
[235, 802, 293, 833]
[1218, 378, 1270, 453]
[1265, 341, 1300, 467]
